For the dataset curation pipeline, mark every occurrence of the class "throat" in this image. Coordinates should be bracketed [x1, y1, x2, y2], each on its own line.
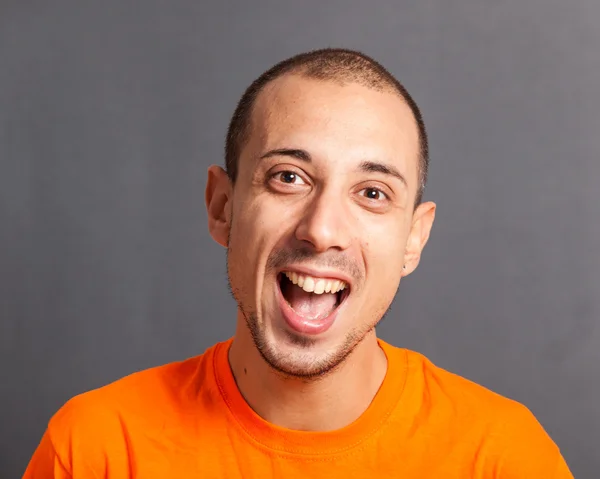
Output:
[230, 332, 388, 432]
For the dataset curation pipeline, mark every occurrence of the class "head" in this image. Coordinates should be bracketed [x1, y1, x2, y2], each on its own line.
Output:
[206, 48, 435, 379]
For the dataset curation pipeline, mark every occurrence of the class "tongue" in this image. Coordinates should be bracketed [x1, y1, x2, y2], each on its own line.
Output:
[286, 283, 337, 320]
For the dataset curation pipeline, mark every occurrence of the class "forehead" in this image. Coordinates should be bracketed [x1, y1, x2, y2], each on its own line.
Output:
[244, 74, 420, 180]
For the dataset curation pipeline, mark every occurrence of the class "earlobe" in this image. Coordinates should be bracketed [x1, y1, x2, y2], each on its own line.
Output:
[205, 165, 232, 248]
[402, 201, 436, 276]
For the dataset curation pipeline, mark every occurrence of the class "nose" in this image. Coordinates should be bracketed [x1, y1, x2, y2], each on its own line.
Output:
[294, 189, 352, 253]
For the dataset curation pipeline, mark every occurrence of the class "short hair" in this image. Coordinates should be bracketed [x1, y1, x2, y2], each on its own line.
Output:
[225, 48, 429, 205]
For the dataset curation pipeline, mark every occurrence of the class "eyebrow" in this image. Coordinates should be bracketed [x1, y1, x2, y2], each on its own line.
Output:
[260, 148, 311, 162]
[259, 148, 408, 187]
[358, 160, 408, 187]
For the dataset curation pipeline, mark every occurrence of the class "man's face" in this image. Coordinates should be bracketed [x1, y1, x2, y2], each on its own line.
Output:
[207, 75, 435, 378]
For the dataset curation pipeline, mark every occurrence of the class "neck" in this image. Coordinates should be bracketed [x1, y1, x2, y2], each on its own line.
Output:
[228, 314, 388, 432]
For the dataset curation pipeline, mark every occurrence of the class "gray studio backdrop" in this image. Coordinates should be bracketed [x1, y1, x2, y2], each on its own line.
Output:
[1, 1, 598, 477]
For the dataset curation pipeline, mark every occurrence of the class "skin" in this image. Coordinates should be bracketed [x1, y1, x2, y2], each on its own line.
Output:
[205, 74, 436, 432]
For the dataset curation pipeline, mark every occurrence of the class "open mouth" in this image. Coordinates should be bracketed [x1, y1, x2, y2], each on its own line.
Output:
[278, 271, 350, 322]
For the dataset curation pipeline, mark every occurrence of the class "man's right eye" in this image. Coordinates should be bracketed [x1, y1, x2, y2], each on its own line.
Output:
[273, 171, 305, 185]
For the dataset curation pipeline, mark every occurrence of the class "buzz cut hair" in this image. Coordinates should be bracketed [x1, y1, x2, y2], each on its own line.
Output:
[225, 48, 429, 204]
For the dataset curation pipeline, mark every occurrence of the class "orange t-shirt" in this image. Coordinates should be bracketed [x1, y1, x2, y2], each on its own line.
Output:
[24, 339, 572, 478]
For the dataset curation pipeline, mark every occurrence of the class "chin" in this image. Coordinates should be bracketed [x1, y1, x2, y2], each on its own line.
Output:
[247, 309, 367, 379]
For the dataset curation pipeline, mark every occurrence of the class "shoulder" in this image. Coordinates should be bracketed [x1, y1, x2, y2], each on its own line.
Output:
[396, 344, 540, 422]
[45, 342, 222, 472]
[382, 342, 571, 475]
[382, 340, 524, 417]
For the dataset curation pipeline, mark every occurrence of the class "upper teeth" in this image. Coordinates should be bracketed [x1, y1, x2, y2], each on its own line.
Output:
[283, 272, 347, 295]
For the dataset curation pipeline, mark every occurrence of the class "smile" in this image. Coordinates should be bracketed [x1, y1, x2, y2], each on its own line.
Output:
[276, 270, 351, 335]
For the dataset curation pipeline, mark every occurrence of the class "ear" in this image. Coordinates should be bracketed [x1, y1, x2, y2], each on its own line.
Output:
[205, 165, 233, 248]
[402, 201, 436, 276]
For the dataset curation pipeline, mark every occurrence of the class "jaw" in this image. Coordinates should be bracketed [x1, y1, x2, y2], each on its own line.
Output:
[233, 273, 389, 380]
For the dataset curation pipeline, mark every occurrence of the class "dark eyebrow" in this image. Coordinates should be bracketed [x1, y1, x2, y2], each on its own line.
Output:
[259, 148, 312, 162]
[259, 150, 407, 187]
[358, 160, 408, 187]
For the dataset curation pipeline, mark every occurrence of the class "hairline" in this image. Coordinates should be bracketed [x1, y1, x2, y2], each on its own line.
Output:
[227, 59, 428, 206]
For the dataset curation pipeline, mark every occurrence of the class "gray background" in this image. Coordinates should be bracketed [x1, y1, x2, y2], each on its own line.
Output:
[1, 0, 598, 477]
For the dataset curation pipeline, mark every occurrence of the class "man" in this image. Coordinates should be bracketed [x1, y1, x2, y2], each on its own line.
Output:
[24, 48, 573, 478]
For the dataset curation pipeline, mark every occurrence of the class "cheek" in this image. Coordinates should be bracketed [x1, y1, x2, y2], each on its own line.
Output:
[233, 193, 298, 250]
[362, 222, 409, 283]
[228, 200, 284, 285]
[362, 216, 409, 252]
[229, 217, 261, 273]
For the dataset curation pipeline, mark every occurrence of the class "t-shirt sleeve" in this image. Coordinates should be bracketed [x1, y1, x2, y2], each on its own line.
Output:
[492, 404, 573, 478]
[22, 430, 72, 479]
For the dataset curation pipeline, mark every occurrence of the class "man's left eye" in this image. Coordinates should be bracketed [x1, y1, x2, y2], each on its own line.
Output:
[360, 188, 387, 201]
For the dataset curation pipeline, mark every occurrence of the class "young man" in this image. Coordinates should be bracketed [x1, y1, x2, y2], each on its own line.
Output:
[24, 49, 573, 478]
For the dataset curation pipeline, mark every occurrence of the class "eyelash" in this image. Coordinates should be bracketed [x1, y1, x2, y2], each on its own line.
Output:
[270, 170, 390, 203]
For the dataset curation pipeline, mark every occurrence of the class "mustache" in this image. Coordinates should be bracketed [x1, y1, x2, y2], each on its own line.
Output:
[266, 247, 363, 283]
